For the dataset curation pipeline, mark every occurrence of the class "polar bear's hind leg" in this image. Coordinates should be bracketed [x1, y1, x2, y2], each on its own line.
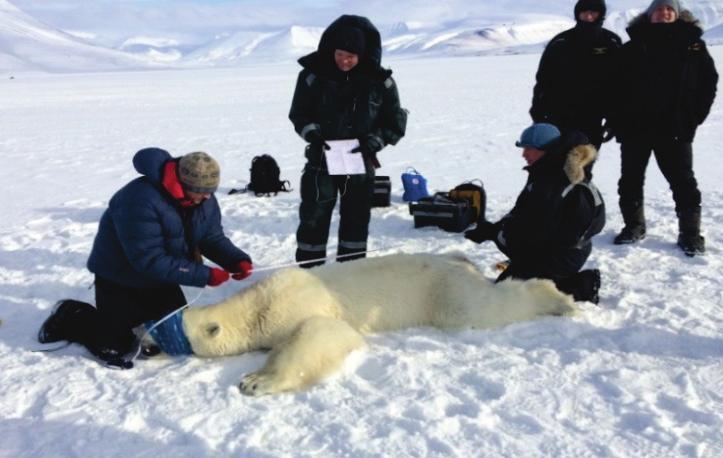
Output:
[239, 316, 366, 396]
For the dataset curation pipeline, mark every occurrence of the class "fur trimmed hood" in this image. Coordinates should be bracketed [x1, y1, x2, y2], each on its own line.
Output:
[627, 9, 703, 39]
[564, 144, 598, 184]
[526, 132, 597, 185]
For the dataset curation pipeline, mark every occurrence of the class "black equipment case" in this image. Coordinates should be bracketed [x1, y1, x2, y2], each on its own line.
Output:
[409, 192, 476, 232]
[372, 175, 391, 207]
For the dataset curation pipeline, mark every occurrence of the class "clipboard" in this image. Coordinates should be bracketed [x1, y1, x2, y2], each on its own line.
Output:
[324, 139, 366, 175]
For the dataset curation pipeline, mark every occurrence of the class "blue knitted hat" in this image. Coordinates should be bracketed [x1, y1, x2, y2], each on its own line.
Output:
[515, 123, 561, 149]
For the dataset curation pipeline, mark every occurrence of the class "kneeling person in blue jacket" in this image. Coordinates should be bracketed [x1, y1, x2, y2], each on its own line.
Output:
[37, 148, 253, 367]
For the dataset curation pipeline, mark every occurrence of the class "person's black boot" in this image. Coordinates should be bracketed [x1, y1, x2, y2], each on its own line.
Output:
[575, 269, 601, 304]
[295, 248, 326, 269]
[614, 202, 646, 245]
[553, 269, 601, 304]
[37, 299, 96, 344]
[614, 225, 646, 244]
[677, 208, 705, 257]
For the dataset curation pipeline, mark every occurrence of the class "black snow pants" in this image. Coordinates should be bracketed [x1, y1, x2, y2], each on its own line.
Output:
[295, 162, 374, 268]
[72, 276, 187, 356]
[618, 137, 701, 215]
[494, 244, 596, 301]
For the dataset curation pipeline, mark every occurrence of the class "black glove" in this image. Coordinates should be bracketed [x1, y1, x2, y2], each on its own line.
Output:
[305, 130, 330, 150]
[351, 136, 384, 169]
[464, 220, 499, 244]
[351, 136, 384, 155]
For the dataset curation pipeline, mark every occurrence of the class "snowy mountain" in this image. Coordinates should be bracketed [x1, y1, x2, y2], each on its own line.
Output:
[0, 0, 151, 72]
[184, 26, 323, 66]
[382, 17, 573, 55]
[2, 0, 723, 72]
[118, 36, 186, 63]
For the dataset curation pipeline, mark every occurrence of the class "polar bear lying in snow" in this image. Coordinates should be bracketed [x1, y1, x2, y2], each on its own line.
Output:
[177, 253, 576, 396]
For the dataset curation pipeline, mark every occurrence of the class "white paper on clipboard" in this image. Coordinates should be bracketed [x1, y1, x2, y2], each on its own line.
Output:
[324, 139, 365, 175]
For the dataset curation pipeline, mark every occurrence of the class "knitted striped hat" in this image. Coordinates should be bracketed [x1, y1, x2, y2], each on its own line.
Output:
[178, 152, 220, 194]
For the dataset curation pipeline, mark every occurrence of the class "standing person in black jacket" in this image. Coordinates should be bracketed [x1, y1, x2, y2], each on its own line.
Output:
[610, 0, 718, 256]
[530, 0, 621, 151]
[289, 15, 407, 267]
[465, 124, 606, 303]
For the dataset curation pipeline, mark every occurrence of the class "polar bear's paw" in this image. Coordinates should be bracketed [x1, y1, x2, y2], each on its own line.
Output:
[239, 371, 286, 396]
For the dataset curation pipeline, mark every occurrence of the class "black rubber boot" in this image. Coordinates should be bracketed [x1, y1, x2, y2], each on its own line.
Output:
[677, 208, 705, 257]
[614, 202, 646, 245]
[295, 248, 326, 269]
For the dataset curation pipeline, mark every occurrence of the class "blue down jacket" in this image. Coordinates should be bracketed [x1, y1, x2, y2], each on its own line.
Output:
[87, 148, 250, 288]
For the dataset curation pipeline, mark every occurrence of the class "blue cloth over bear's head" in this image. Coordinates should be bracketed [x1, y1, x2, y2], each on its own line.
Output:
[146, 311, 193, 356]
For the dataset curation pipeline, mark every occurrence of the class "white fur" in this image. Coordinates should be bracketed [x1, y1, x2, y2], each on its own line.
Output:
[181, 253, 576, 396]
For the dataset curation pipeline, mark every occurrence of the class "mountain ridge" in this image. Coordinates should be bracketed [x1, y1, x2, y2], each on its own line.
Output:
[2, 0, 722, 73]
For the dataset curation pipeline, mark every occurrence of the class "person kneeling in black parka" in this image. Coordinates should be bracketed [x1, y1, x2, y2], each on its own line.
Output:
[465, 123, 605, 304]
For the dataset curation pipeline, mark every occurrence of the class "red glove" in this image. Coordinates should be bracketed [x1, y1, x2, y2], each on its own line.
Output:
[207, 267, 230, 287]
[231, 260, 253, 280]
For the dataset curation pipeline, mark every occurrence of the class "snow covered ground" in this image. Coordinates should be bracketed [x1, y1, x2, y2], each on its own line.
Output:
[1, 48, 722, 457]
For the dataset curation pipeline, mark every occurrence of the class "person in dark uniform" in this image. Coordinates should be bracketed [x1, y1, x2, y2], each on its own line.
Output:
[289, 15, 407, 267]
[610, 0, 717, 256]
[465, 124, 605, 303]
[530, 0, 621, 151]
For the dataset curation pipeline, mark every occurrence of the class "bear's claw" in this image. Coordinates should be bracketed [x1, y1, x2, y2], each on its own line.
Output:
[240, 372, 278, 396]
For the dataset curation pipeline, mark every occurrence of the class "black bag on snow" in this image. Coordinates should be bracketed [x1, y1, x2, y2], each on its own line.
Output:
[230, 154, 291, 196]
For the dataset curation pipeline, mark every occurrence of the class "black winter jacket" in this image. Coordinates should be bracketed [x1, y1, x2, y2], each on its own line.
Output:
[531, 22, 622, 146]
[611, 11, 718, 143]
[492, 134, 605, 278]
[288, 15, 407, 166]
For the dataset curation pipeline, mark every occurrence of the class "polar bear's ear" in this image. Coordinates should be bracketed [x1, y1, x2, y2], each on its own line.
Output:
[205, 323, 221, 338]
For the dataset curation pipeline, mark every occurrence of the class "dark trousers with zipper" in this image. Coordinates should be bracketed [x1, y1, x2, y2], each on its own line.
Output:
[296, 162, 374, 268]
[70, 276, 187, 356]
[618, 137, 701, 217]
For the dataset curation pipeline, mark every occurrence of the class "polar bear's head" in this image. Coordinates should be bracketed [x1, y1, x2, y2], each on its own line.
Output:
[182, 299, 258, 357]
[184, 317, 250, 356]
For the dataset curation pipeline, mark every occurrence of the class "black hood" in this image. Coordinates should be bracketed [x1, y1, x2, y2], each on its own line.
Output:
[574, 0, 607, 24]
[298, 15, 389, 80]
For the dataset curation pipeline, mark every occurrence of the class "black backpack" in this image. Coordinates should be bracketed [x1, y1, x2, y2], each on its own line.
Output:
[230, 154, 291, 196]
